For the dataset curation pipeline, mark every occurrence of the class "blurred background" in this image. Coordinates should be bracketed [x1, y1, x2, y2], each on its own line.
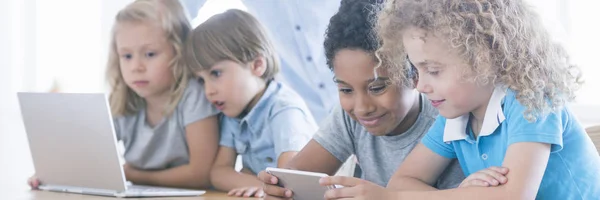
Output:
[1, 0, 598, 196]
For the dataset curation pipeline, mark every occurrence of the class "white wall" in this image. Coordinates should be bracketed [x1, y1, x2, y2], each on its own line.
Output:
[0, 0, 132, 194]
[0, 0, 36, 194]
[528, 0, 600, 126]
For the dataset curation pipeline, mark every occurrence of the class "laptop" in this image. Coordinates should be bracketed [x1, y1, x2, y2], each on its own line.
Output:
[17, 92, 206, 198]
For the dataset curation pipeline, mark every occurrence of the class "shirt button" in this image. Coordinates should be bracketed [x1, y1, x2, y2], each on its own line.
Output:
[318, 83, 325, 89]
[295, 25, 301, 31]
[481, 154, 488, 160]
[266, 157, 273, 162]
[306, 56, 312, 62]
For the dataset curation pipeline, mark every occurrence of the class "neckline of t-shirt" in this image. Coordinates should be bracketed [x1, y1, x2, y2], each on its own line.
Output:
[378, 94, 433, 146]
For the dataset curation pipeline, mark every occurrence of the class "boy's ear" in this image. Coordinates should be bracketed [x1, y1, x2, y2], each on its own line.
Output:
[250, 56, 267, 77]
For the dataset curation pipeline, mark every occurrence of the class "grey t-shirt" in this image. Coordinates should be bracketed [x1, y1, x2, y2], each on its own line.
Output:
[114, 80, 219, 170]
[313, 94, 465, 188]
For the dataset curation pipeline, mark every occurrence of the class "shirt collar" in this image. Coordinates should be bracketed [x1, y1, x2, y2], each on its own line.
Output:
[443, 86, 507, 142]
[238, 81, 280, 131]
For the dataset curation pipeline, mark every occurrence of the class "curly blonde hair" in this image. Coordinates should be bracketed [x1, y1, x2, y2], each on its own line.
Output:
[106, 0, 192, 117]
[376, 0, 583, 121]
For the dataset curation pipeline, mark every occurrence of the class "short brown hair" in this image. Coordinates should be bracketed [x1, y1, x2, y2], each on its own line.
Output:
[185, 9, 279, 80]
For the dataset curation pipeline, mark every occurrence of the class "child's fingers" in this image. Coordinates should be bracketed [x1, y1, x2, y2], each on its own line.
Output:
[227, 189, 236, 196]
[477, 171, 501, 186]
[463, 172, 499, 186]
[460, 178, 488, 188]
[487, 166, 509, 175]
[256, 189, 265, 198]
[228, 188, 242, 196]
[479, 168, 508, 184]
[263, 183, 291, 197]
[243, 187, 258, 197]
[27, 177, 40, 189]
[472, 179, 490, 187]
[258, 171, 279, 184]
[235, 188, 246, 197]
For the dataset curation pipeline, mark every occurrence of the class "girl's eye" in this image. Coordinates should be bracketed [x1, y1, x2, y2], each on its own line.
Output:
[428, 71, 439, 75]
[339, 88, 353, 94]
[122, 54, 132, 60]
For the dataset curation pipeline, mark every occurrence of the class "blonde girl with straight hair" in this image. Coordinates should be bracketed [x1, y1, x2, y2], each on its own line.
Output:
[30, 0, 220, 190]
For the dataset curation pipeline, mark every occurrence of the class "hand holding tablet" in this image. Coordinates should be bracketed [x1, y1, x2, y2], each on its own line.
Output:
[264, 167, 337, 200]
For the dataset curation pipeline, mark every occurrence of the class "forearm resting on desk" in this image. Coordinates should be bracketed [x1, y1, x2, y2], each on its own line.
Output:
[125, 164, 210, 189]
[210, 166, 262, 192]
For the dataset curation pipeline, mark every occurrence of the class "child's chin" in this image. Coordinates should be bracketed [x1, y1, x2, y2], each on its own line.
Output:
[440, 111, 467, 119]
[366, 127, 389, 136]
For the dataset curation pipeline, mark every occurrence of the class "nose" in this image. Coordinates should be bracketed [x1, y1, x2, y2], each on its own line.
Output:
[203, 81, 217, 97]
[353, 93, 376, 117]
[131, 57, 145, 73]
[415, 76, 432, 94]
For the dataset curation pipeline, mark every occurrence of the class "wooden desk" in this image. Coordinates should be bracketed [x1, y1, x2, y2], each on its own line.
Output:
[7, 190, 261, 200]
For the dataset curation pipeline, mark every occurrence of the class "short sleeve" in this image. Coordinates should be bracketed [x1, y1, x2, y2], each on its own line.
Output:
[312, 106, 356, 163]
[504, 92, 564, 152]
[269, 107, 318, 158]
[180, 80, 219, 126]
[421, 116, 457, 159]
[112, 118, 122, 141]
[218, 115, 235, 148]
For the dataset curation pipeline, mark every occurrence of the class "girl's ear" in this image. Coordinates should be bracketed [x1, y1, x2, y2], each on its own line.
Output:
[250, 56, 267, 77]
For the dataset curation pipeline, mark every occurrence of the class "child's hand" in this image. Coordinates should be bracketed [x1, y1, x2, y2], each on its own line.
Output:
[459, 166, 509, 188]
[227, 186, 264, 198]
[27, 175, 41, 189]
[320, 176, 394, 200]
[258, 170, 293, 199]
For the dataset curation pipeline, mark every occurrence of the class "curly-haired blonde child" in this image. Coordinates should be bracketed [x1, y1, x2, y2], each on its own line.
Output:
[319, 0, 600, 199]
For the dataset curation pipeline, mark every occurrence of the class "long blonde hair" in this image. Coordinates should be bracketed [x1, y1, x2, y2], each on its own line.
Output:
[185, 9, 280, 81]
[106, 0, 192, 117]
[376, 0, 583, 121]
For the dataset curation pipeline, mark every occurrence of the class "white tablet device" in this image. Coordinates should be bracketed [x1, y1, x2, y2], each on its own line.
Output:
[265, 168, 337, 200]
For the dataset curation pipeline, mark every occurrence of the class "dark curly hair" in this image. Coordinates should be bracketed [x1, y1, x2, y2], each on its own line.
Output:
[324, 0, 383, 70]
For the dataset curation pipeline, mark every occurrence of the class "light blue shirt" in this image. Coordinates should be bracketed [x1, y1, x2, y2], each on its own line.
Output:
[218, 81, 318, 174]
[422, 87, 600, 199]
[181, 0, 340, 123]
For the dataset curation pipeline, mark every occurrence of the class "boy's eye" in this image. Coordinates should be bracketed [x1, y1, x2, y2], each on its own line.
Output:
[145, 52, 156, 58]
[368, 84, 387, 94]
[122, 54, 132, 60]
[428, 71, 439, 75]
[210, 70, 222, 77]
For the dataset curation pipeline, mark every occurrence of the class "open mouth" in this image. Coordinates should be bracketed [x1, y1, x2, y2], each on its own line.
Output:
[213, 101, 225, 110]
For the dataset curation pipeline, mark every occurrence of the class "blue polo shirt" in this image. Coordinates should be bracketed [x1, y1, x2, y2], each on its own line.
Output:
[422, 87, 600, 199]
[219, 81, 318, 174]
